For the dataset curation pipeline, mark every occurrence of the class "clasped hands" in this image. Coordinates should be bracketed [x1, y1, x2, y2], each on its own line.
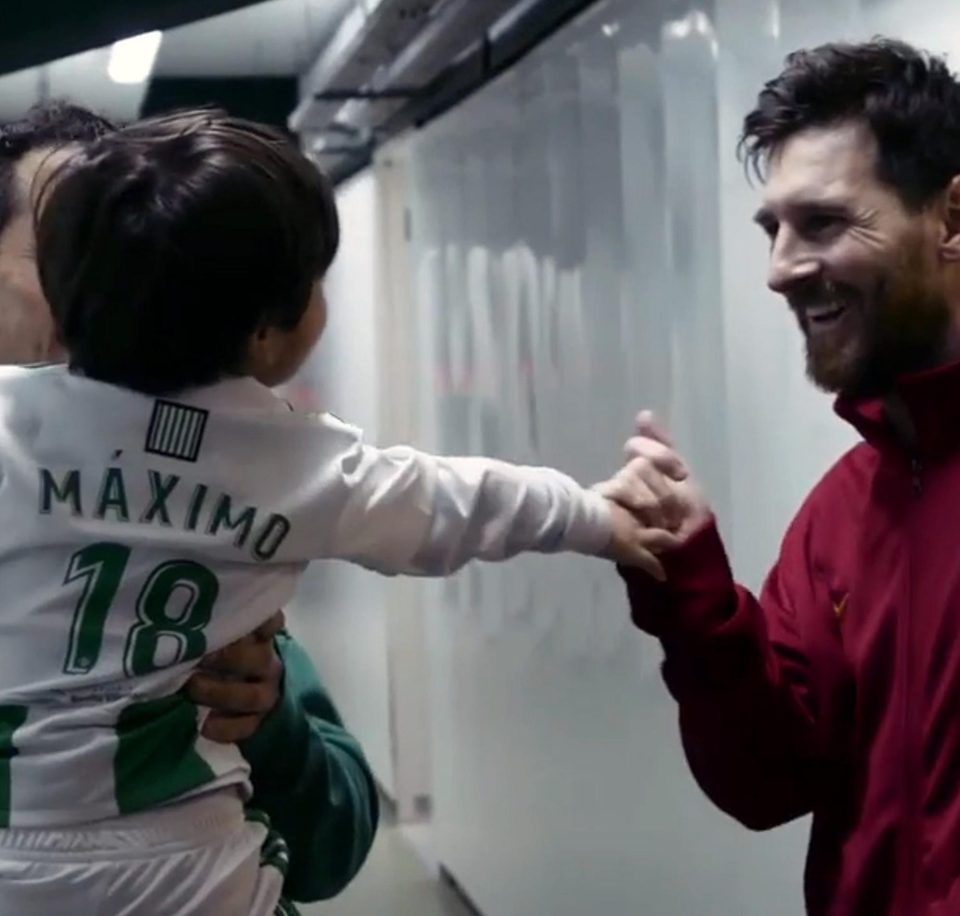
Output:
[594, 411, 711, 581]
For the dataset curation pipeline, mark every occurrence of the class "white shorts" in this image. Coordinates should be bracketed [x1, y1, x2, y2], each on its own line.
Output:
[0, 789, 296, 916]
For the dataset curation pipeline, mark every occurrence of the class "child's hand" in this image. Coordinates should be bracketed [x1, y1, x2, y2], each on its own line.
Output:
[593, 452, 688, 532]
[600, 501, 682, 580]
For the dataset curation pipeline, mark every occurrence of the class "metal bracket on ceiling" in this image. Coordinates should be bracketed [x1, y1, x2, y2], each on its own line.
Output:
[312, 87, 423, 101]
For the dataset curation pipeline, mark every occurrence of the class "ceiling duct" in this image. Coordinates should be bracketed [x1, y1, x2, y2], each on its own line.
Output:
[291, 0, 519, 176]
[289, 0, 437, 136]
[293, 0, 601, 181]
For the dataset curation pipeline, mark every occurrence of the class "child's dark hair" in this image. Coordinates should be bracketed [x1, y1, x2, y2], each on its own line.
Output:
[34, 108, 340, 395]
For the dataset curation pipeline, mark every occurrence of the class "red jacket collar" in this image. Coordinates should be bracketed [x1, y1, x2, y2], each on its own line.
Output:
[835, 359, 960, 460]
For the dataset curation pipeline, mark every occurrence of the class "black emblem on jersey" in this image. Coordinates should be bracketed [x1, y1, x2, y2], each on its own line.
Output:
[144, 400, 208, 463]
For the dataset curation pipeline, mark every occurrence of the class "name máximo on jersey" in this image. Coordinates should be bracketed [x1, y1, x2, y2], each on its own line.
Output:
[37, 467, 290, 561]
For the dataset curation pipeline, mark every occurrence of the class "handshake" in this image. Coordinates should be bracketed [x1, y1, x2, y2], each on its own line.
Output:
[592, 411, 711, 581]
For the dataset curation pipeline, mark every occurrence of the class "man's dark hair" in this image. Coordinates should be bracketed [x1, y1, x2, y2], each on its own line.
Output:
[0, 101, 115, 237]
[740, 38, 960, 209]
[34, 108, 340, 395]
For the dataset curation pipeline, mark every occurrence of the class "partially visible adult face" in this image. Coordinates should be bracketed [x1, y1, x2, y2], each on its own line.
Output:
[0, 148, 66, 364]
[755, 120, 954, 397]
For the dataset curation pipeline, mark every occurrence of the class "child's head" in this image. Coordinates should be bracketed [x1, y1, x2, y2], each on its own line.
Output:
[33, 109, 339, 394]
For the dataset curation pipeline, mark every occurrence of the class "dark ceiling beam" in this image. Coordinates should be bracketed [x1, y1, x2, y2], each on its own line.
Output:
[141, 77, 298, 131]
[0, 0, 269, 76]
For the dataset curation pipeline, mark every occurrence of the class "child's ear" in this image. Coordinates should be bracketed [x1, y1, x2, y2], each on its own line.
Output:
[244, 324, 279, 379]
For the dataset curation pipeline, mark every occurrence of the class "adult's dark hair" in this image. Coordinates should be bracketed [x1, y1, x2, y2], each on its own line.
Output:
[740, 38, 960, 209]
[0, 101, 115, 238]
[35, 108, 340, 395]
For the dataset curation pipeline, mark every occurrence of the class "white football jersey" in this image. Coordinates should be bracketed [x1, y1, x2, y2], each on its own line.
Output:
[0, 364, 610, 827]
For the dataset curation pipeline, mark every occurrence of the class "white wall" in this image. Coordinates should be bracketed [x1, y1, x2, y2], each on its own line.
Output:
[398, 0, 955, 913]
[405, 6, 805, 910]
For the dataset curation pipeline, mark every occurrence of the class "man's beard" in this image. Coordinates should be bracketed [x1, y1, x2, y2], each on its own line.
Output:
[795, 248, 953, 399]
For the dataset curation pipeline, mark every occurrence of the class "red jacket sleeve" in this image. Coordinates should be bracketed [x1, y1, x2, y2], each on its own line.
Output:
[623, 513, 851, 830]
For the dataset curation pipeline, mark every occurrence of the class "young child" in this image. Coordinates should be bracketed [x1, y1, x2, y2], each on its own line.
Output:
[0, 110, 675, 915]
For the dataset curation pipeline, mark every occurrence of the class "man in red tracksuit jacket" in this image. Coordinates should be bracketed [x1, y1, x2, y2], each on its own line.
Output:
[615, 38, 960, 916]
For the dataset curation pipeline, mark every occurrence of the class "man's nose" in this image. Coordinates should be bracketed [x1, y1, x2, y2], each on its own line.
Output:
[767, 232, 821, 294]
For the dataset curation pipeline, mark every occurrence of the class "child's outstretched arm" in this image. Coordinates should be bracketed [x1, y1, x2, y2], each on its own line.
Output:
[290, 414, 681, 579]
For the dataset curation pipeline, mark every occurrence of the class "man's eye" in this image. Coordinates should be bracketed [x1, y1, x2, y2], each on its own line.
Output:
[802, 214, 844, 236]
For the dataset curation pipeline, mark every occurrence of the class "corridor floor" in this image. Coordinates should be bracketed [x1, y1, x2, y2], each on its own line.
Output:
[302, 824, 474, 916]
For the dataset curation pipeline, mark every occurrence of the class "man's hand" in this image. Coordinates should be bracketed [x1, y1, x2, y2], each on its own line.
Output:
[592, 426, 689, 578]
[595, 434, 689, 531]
[186, 611, 286, 743]
[599, 501, 683, 580]
[621, 410, 712, 541]
[593, 411, 712, 577]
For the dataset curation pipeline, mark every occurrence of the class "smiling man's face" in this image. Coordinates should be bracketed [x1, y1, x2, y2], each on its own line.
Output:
[755, 120, 953, 397]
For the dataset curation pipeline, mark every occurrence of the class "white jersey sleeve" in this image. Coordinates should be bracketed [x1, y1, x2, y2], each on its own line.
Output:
[284, 414, 612, 575]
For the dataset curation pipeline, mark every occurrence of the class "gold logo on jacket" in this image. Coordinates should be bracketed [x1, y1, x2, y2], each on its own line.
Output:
[833, 594, 849, 620]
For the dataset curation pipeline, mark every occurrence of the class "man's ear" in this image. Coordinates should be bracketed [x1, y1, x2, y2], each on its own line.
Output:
[939, 175, 960, 261]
